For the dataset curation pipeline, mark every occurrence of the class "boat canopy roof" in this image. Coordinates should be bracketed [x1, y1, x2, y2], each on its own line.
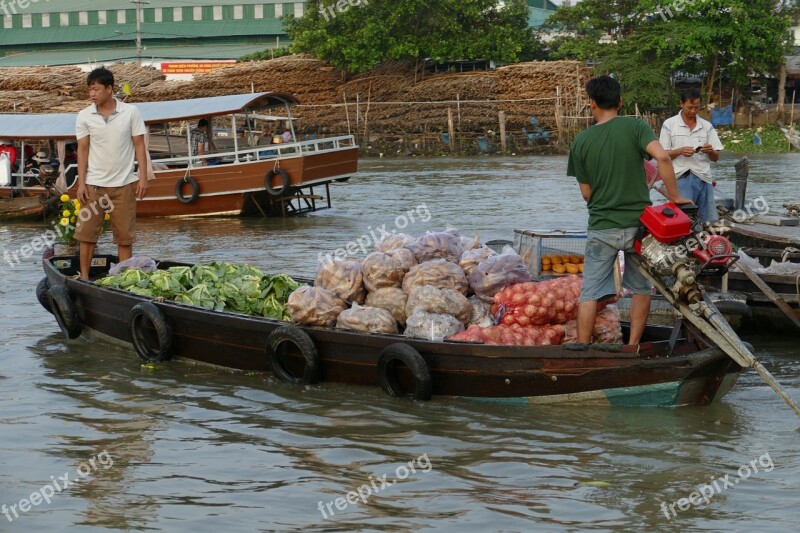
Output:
[0, 92, 299, 141]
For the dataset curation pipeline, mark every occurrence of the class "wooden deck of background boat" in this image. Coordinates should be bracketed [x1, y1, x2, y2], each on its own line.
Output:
[40, 252, 742, 406]
[0, 193, 53, 220]
[729, 220, 800, 250]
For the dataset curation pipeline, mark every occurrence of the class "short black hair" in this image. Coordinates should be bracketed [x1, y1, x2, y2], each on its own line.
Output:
[680, 88, 702, 103]
[198, 119, 209, 127]
[585, 75, 621, 110]
[87, 67, 114, 88]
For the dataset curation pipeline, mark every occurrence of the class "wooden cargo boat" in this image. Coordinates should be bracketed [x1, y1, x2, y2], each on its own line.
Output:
[38, 250, 742, 407]
[0, 92, 358, 217]
[0, 193, 58, 221]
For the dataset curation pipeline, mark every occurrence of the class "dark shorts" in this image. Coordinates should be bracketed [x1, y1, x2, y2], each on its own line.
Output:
[74, 183, 136, 246]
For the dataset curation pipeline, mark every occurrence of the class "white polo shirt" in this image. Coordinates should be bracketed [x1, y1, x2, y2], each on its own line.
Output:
[659, 112, 724, 183]
[76, 98, 147, 187]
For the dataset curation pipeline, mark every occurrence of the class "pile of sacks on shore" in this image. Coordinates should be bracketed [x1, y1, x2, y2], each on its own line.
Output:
[286, 228, 621, 345]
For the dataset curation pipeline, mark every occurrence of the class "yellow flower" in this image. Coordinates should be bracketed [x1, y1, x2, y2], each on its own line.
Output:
[73, 200, 81, 209]
[62, 209, 71, 217]
[60, 218, 69, 226]
[60, 194, 70, 202]
[104, 213, 111, 221]
[70, 216, 76, 223]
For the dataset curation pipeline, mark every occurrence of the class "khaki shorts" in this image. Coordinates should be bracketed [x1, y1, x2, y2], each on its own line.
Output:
[74, 183, 136, 246]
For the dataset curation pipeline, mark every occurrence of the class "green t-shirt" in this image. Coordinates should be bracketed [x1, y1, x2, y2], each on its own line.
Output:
[567, 116, 656, 230]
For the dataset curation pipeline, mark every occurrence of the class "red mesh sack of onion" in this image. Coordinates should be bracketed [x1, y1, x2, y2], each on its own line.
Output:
[490, 275, 583, 327]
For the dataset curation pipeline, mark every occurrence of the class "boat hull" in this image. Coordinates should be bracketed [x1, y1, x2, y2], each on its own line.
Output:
[0, 190, 57, 220]
[133, 147, 359, 217]
[42, 254, 742, 406]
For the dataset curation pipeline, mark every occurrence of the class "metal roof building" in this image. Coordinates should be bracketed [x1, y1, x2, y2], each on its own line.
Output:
[0, 1, 298, 66]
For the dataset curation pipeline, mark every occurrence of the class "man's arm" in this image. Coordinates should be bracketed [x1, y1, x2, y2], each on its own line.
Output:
[132, 134, 148, 200]
[76, 136, 90, 203]
[701, 126, 723, 162]
[579, 183, 591, 203]
[646, 140, 692, 205]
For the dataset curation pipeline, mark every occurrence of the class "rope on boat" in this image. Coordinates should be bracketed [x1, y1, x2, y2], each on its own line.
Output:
[784, 203, 800, 217]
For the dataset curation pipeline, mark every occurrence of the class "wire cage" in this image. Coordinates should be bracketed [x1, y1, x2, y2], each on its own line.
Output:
[514, 229, 587, 278]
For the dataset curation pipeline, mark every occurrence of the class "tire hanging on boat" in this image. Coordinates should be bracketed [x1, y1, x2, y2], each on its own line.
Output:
[377, 343, 432, 401]
[175, 176, 200, 204]
[48, 285, 82, 339]
[266, 326, 320, 384]
[128, 302, 173, 362]
[264, 168, 290, 197]
[37, 277, 53, 314]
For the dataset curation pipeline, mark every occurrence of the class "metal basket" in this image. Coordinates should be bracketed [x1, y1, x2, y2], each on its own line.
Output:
[514, 229, 587, 278]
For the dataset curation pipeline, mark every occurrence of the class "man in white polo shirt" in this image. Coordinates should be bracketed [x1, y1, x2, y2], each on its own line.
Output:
[74, 67, 149, 280]
[659, 88, 725, 223]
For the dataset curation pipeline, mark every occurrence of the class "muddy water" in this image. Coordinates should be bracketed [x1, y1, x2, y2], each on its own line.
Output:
[1, 153, 798, 532]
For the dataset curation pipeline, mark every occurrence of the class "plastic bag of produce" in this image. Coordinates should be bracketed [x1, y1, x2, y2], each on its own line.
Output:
[492, 275, 582, 326]
[405, 285, 472, 323]
[448, 323, 565, 346]
[404, 309, 465, 341]
[315, 256, 366, 304]
[385, 247, 417, 271]
[109, 256, 158, 275]
[459, 246, 497, 278]
[362, 251, 412, 292]
[563, 305, 622, 344]
[287, 286, 346, 327]
[365, 287, 408, 326]
[407, 230, 463, 263]
[402, 259, 469, 295]
[467, 296, 493, 328]
[470, 247, 532, 303]
[375, 233, 416, 252]
[336, 303, 399, 334]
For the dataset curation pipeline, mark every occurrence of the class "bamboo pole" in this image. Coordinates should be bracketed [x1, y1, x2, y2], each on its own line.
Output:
[499, 111, 507, 153]
[447, 108, 456, 153]
[343, 92, 351, 136]
[362, 82, 372, 140]
[790, 90, 796, 152]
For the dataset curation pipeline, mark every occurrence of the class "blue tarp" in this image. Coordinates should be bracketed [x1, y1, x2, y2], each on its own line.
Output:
[711, 105, 733, 127]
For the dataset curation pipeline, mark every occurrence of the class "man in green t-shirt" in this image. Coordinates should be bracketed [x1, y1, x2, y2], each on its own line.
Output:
[567, 75, 690, 345]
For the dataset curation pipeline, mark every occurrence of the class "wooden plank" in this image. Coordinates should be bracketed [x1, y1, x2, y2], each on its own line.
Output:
[752, 214, 799, 227]
[735, 260, 800, 330]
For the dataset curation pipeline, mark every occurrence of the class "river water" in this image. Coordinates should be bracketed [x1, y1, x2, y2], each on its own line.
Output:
[1, 154, 798, 532]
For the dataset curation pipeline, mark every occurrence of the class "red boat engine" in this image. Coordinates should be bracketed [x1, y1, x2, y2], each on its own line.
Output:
[635, 202, 738, 283]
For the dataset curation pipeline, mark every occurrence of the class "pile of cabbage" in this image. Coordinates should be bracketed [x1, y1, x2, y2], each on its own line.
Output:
[95, 262, 301, 320]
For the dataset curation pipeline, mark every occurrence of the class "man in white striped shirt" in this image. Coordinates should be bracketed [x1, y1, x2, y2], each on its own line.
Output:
[659, 89, 725, 222]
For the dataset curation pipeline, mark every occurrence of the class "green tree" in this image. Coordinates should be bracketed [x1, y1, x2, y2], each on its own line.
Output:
[284, 0, 533, 74]
[543, 0, 794, 111]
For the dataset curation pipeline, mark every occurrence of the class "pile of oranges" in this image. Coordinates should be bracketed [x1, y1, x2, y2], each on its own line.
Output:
[541, 254, 584, 275]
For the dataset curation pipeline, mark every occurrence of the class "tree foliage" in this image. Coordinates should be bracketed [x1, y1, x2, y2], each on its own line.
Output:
[543, 0, 794, 111]
[284, 0, 533, 74]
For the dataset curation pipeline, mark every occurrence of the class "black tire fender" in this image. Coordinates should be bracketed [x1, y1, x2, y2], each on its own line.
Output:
[37, 277, 53, 314]
[175, 176, 200, 204]
[266, 326, 320, 384]
[48, 285, 82, 339]
[264, 168, 290, 197]
[129, 302, 173, 362]
[377, 343, 432, 401]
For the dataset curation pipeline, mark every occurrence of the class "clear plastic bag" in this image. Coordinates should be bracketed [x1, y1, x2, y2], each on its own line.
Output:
[402, 259, 469, 295]
[335, 303, 398, 334]
[365, 287, 408, 326]
[404, 309, 465, 341]
[109, 256, 158, 275]
[315, 256, 366, 304]
[405, 285, 472, 323]
[362, 251, 410, 292]
[287, 286, 346, 327]
[469, 247, 532, 303]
